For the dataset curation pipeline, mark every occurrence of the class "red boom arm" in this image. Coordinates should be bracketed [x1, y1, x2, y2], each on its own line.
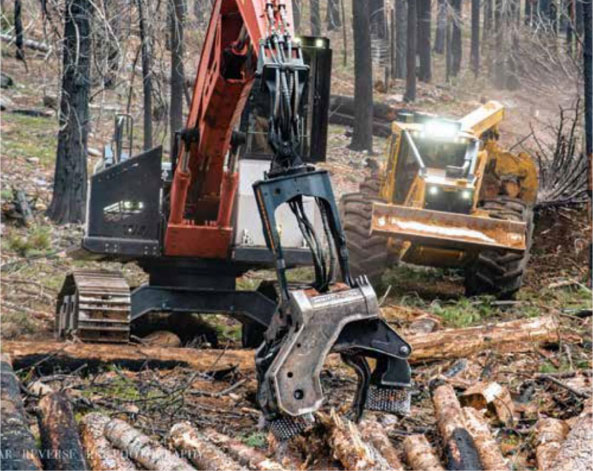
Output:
[165, 0, 294, 257]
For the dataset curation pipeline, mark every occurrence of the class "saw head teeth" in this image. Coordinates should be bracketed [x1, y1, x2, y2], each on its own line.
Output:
[365, 385, 412, 416]
[268, 414, 314, 441]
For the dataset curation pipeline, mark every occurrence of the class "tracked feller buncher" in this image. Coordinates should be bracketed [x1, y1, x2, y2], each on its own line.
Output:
[56, 0, 411, 439]
[342, 101, 538, 299]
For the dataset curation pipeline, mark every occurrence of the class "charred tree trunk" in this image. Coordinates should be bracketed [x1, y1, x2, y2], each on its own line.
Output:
[404, 0, 417, 101]
[310, 0, 321, 36]
[434, 0, 447, 53]
[38, 392, 89, 470]
[326, 0, 341, 31]
[0, 355, 43, 471]
[136, 0, 153, 150]
[14, 0, 25, 62]
[169, 0, 185, 153]
[417, 0, 432, 81]
[395, 0, 407, 78]
[451, 0, 462, 76]
[47, 0, 92, 224]
[349, 0, 373, 152]
[370, 0, 387, 39]
[471, 0, 480, 76]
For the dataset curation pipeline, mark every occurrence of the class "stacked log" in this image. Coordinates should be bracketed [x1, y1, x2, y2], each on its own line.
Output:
[549, 399, 593, 471]
[0, 354, 43, 471]
[104, 419, 193, 471]
[203, 428, 283, 470]
[79, 413, 136, 471]
[402, 435, 444, 471]
[168, 422, 246, 470]
[38, 392, 89, 470]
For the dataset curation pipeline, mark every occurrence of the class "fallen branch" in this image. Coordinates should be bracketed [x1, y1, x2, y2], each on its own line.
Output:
[168, 422, 246, 470]
[0, 33, 50, 52]
[534, 418, 569, 470]
[105, 419, 193, 471]
[402, 435, 444, 471]
[0, 354, 43, 471]
[38, 392, 89, 470]
[79, 413, 137, 471]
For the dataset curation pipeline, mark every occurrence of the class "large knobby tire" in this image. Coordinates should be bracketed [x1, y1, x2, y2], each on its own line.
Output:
[340, 176, 391, 286]
[464, 196, 534, 300]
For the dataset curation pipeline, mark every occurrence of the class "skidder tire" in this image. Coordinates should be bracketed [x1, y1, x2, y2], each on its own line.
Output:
[465, 197, 534, 300]
[340, 176, 391, 287]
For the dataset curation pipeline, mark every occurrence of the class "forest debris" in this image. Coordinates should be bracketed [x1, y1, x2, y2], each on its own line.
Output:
[460, 381, 516, 426]
[38, 392, 89, 470]
[79, 413, 137, 471]
[11, 108, 54, 118]
[28, 380, 54, 396]
[267, 432, 306, 470]
[0, 33, 50, 52]
[2, 340, 254, 373]
[105, 418, 193, 471]
[432, 383, 483, 470]
[539, 374, 592, 398]
[549, 399, 593, 471]
[203, 428, 284, 470]
[407, 316, 559, 363]
[1, 71, 13, 88]
[402, 434, 444, 471]
[0, 354, 43, 471]
[461, 407, 508, 470]
[358, 419, 405, 470]
[534, 418, 569, 470]
[142, 330, 182, 348]
[168, 421, 246, 470]
[325, 409, 378, 470]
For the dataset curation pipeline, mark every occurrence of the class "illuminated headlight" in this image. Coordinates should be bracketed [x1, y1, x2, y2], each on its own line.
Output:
[315, 38, 325, 48]
[428, 186, 439, 196]
[461, 190, 473, 200]
[423, 120, 460, 139]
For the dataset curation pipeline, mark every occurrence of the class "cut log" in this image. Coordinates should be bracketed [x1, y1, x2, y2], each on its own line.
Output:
[2, 340, 254, 374]
[402, 434, 444, 471]
[460, 381, 516, 426]
[203, 428, 283, 470]
[79, 413, 137, 471]
[14, 189, 33, 226]
[104, 419, 193, 471]
[432, 383, 483, 470]
[328, 111, 392, 137]
[168, 422, 246, 470]
[407, 316, 559, 364]
[0, 33, 50, 52]
[142, 330, 182, 348]
[0, 354, 43, 471]
[358, 419, 405, 471]
[461, 407, 508, 470]
[329, 94, 400, 122]
[2, 316, 558, 375]
[38, 392, 89, 470]
[549, 399, 593, 471]
[324, 409, 380, 471]
[534, 418, 569, 471]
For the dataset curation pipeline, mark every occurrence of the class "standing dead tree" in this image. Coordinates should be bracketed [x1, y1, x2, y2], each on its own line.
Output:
[350, 0, 373, 152]
[47, 0, 93, 224]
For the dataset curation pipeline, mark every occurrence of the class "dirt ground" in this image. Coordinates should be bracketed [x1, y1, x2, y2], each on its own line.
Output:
[1, 3, 592, 469]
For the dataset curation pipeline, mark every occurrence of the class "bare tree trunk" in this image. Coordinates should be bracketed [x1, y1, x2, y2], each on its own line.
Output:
[395, 0, 407, 78]
[483, 0, 493, 42]
[404, 0, 417, 101]
[526, 0, 533, 25]
[370, 0, 387, 38]
[103, 0, 122, 88]
[434, 0, 447, 53]
[471, 0, 480, 76]
[293, 0, 301, 32]
[417, 0, 432, 81]
[310, 0, 321, 35]
[47, 0, 92, 224]
[451, 0, 462, 76]
[585, 0, 592, 281]
[169, 0, 185, 153]
[136, 0, 153, 150]
[446, 1, 453, 81]
[349, 0, 373, 152]
[326, 0, 341, 30]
